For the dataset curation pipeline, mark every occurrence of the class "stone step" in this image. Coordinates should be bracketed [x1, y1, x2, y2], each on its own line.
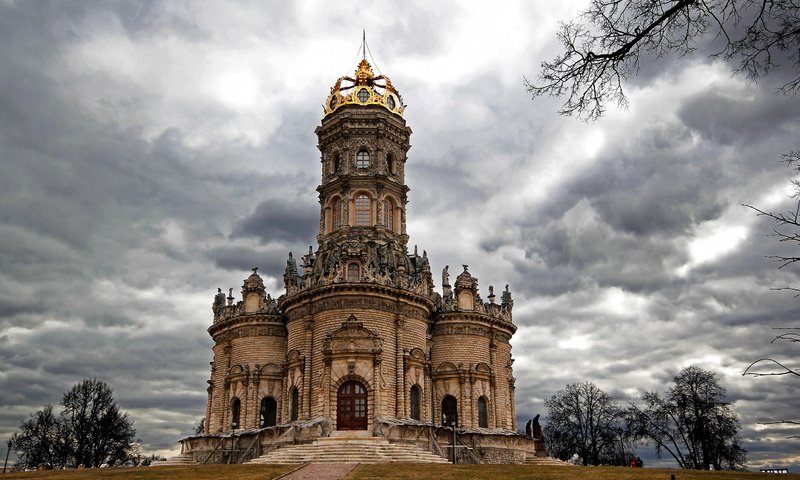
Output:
[150, 453, 198, 467]
[524, 454, 573, 467]
[246, 437, 449, 464]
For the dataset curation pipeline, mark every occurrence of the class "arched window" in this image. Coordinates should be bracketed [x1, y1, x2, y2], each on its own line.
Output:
[332, 154, 340, 174]
[383, 199, 393, 231]
[441, 395, 457, 426]
[290, 387, 299, 421]
[356, 150, 370, 169]
[347, 263, 360, 282]
[387, 154, 395, 175]
[410, 385, 421, 421]
[331, 198, 342, 230]
[260, 397, 277, 428]
[355, 194, 371, 226]
[231, 397, 241, 430]
[478, 396, 489, 428]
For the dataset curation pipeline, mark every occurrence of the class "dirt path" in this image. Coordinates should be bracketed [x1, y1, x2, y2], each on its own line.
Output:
[276, 463, 357, 480]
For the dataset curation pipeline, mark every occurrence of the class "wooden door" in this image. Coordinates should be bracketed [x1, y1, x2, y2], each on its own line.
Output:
[337, 381, 368, 430]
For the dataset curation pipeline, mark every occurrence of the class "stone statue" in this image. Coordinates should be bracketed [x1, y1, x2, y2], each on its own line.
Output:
[525, 419, 532, 437]
[532, 414, 543, 440]
[227, 288, 234, 306]
[213, 288, 226, 315]
[287, 251, 297, 273]
[502, 284, 512, 305]
[442, 265, 450, 286]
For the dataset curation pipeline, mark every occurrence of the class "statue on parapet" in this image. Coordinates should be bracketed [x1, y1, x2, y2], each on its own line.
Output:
[286, 251, 298, 273]
[532, 414, 543, 440]
[213, 287, 226, 316]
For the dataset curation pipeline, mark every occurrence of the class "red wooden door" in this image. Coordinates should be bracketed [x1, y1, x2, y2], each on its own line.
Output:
[337, 381, 368, 430]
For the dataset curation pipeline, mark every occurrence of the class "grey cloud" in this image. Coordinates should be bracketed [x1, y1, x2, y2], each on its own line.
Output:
[2, 0, 800, 466]
[206, 244, 288, 281]
[678, 89, 800, 144]
[232, 198, 318, 245]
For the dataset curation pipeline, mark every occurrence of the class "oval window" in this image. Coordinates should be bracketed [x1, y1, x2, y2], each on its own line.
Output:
[357, 89, 370, 102]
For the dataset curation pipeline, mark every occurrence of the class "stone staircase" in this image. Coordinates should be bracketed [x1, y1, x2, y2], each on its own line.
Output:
[524, 452, 573, 466]
[246, 436, 450, 464]
[150, 452, 198, 467]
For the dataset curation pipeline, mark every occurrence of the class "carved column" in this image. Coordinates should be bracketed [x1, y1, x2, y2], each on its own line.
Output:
[510, 380, 517, 431]
[489, 335, 499, 428]
[251, 376, 261, 428]
[468, 374, 476, 429]
[373, 357, 382, 425]
[303, 319, 314, 420]
[241, 375, 250, 428]
[323, 357, 332, 416]
[395, 316, 404, 417]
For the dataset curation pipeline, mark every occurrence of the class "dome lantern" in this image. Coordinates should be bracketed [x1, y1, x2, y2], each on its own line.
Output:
[324, 58, 405, 117]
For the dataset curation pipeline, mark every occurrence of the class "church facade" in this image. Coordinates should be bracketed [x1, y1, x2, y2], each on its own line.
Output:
[195, 58, 534, 462]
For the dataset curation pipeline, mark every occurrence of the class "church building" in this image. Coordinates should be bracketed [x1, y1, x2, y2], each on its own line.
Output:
[183, 54, 545, 464]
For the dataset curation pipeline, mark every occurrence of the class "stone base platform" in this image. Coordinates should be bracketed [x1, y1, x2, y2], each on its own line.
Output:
[178, 417, 546, 465]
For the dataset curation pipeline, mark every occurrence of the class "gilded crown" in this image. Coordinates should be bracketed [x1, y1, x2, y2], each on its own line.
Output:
[324, 59, 404, 117]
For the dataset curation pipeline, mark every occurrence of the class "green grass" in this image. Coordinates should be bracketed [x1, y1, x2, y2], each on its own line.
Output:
[344, 464, 799, 480]
[0, 464, 294, 480]
[1, 464, 798, 480]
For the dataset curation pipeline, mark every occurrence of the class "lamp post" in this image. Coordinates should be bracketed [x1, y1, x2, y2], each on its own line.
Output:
[451, 419, 457, 464]
[3, 439, 11, 473]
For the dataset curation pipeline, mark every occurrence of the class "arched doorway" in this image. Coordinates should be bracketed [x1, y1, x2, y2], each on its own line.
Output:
[260, 397, 277, 428]
[337, 381, 368, 430]
[441, 395, 457, 426]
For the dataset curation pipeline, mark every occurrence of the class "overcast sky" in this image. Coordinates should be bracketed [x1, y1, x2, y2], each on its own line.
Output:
[1, 0, 799, 470]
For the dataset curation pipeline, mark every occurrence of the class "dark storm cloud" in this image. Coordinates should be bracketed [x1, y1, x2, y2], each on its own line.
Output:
[206, 244, 289, 280]
[678, 89, 800, 144]
[1, 0, 799, 467]
[232, 198, 318, 245]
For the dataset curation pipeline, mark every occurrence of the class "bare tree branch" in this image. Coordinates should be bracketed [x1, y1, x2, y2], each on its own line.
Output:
[529, 0, 800, 120]
[743, 358, 800, 377]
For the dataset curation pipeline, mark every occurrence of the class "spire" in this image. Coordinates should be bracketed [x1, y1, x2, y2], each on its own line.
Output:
[362, 30, 367, 61]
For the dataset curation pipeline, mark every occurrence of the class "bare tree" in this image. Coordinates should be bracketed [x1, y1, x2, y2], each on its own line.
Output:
[11, 379, 136, 469]
[11, 405, 70, 469]
[544, 381, 634, 466]
[527, 0, 800, 120]
[631, 366, 747, 470]
[61, 378, 136, 468]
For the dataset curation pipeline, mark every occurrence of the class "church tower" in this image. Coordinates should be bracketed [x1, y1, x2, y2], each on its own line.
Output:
[195, 50, 531, 463]
[279, 57, 436, 431]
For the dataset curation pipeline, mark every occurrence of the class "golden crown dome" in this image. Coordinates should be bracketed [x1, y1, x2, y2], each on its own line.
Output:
[324, 59, 404, 117]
